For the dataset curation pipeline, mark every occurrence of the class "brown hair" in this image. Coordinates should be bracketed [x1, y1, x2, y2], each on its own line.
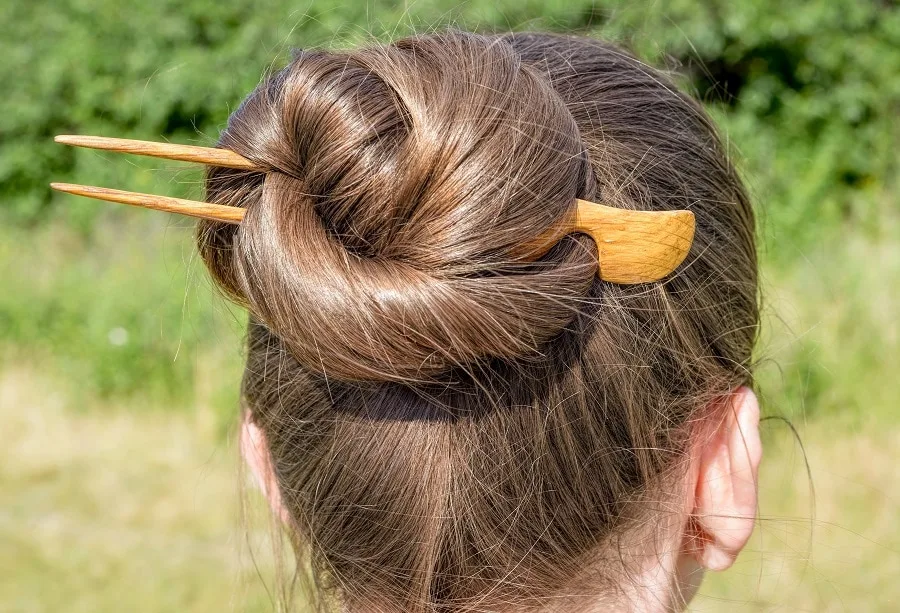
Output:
[198, 29, 757, 612]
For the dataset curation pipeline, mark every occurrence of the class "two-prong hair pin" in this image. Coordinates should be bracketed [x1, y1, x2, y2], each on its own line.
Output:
[51, 134, 695, 284]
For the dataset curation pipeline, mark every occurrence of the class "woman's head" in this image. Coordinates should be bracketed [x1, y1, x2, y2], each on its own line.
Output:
[198, 29, 760, 612]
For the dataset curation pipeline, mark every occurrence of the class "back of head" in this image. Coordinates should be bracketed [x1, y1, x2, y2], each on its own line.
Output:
[198, 29, 757, 613]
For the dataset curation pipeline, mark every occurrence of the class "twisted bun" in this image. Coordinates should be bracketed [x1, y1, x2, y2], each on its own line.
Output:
[199, 31, 598, 381]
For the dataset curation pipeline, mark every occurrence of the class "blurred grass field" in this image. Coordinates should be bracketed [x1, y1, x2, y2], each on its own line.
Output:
[1, 0, 898, 611]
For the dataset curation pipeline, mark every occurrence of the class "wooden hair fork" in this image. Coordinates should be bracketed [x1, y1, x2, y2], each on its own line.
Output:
[51, 134, 695, 284]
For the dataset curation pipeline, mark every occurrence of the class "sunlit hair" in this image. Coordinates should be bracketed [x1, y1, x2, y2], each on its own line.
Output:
[197, 29, 758, 613]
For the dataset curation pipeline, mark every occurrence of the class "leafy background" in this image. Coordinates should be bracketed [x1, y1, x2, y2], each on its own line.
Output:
[1, 1, 898, 611]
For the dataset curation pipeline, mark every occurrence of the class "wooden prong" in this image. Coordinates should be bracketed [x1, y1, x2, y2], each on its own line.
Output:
[574, 199, 695, 283]
[50, 133, 697, 282]
[50, 182, 245, 224]
[54, 135, 261, 171]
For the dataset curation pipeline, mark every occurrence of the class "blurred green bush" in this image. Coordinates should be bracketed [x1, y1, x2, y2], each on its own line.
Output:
[2, 0, 897, 243]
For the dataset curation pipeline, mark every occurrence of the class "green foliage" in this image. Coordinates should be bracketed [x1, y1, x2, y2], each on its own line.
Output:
[3, 1, 897, 234]
[0, 0, 897, 419]
[0, 217, 245, 415]
[752, 204, 900, 424]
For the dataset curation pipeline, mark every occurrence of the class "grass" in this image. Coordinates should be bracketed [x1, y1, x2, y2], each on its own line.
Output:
[3, 358, 899, 612]
[0, 364, 274, 613]
[698, 418, 900, 612]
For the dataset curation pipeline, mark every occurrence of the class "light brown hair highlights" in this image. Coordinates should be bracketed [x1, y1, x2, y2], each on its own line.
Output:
[198, 29, 758, 613]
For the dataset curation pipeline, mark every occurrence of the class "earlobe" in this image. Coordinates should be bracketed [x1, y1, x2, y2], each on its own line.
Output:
[240, 414, 290, 525]
[690, 386, 762, 571]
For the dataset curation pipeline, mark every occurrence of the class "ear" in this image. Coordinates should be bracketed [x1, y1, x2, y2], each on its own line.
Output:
[240, 413, 290, 525]
[688, 386, 762, 571]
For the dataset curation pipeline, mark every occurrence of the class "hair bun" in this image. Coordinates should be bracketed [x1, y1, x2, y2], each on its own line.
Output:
[198, 30, 598, 382]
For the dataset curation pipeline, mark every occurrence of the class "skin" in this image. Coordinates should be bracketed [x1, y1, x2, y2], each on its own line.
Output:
[241, 387, 762, 612]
